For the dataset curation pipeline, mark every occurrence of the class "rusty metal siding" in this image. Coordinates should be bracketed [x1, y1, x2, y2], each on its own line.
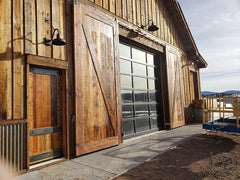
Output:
[0, 123, 27, 171]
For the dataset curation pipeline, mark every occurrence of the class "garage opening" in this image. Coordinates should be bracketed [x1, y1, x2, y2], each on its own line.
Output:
[119, 42, 164, 137]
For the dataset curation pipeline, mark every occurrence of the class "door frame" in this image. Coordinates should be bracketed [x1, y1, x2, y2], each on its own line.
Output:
[26, 55, 68, 170]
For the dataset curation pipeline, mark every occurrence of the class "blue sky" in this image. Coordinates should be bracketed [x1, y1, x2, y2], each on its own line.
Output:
[178, 0, 240, 92]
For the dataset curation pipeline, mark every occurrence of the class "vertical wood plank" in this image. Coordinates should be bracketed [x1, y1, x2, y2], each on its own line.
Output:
[122, 0, 127, 20]
[52, 0, 66, 60]
[13, 0, 24, 119]
[163, 2, 167, 42]
[52, 0, 60, 59]
[151, 0, 156, 36]
[65, 0, 74, 157]
[37, 0, 51, 57]
[140, 0, 145, 27]
[116, 0, 122, 17]
[145, 0, 148, 25]
[127, 0, 133, 23]
[95, 0, 103, 7]
[25, 0, 36, 54]
[158, 0, 164, 40]
[132, 0, 136, 25]
[103, 0, 108, 10]
[136, 0, 141, 26]
[155, 0, 160, 38]
[0, 0, 12, 120]
[148, 0, 152, 27]
[109, 0, 115, 13]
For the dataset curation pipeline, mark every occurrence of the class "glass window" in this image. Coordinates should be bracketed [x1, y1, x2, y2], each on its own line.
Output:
[122, 105, 134, 119]
[121, 90, 133, 103]
[149, 91, 156, 102]
[123, 120, 135, 135]
[133, 77, 147, 89]
[148, 79, 155, 90]
[120, 59, 131, 74]
[121, 75, 132, 89]
[120, 43, 160, 136]
[150, 104, 157, 116]
[119, 43, 131, 59]
[132, 48, 146, 63]
[135, 91, 148, 102]
[150, 117, 158, 129]
[136, 119, 150, 132]
[135, 105, 149, 117]
[148, 66, 154, 77]
[147, 54, 154, 65]
[133, 63, 146, 76]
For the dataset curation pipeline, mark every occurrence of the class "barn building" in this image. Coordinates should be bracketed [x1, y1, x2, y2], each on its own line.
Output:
[0, 0, 207, 173]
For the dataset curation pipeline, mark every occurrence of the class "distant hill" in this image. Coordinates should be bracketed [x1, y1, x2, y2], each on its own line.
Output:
[202, 90, 240, 96]
[224, 90, 240, 94]
[202, 91, 216, 96]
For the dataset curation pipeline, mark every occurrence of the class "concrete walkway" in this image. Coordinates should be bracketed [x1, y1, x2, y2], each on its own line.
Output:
[18, 124, 205, 180]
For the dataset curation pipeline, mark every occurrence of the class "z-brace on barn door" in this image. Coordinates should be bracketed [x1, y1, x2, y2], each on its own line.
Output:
[165, 46, 185, 129]
[74, 3, 121, 155]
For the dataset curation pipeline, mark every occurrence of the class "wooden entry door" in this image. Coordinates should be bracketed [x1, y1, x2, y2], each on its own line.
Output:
[74, 3, 122, 156]
[28, 67, 64, 165]
[165, 46, 185, 129]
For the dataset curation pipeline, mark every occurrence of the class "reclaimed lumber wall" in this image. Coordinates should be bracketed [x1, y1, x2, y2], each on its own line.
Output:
[0, 0, 68, 121]
[79, 0, 184, 50]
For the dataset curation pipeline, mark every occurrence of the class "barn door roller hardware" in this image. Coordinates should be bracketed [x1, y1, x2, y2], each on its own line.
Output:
[141, 20, 159, 32]
[44, 26, 66, 46]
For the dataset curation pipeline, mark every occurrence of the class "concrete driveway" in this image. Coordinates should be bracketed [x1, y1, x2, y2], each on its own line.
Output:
[18, 124, 205, 180]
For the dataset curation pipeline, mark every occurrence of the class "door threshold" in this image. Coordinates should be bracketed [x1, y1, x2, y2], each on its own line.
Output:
[30, 157, 66, 170]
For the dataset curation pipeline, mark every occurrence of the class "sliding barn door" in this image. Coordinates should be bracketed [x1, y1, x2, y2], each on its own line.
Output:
[74, 3, 121, 155]
[165, 46, 185, 129]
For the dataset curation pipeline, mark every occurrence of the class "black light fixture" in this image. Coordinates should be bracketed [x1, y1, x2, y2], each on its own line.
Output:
[44, 27, 66, 46]
[141, 20, 159, 32]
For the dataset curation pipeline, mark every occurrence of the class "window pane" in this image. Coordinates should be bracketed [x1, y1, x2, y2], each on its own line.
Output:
[148, 79, 155, 90]
[148, 66, 154, 77]
[135, 91, 148, 102]
[123, 120, 135, 135]
[132, 48, 146, 63]
[150, 117, 158, 129]
[147, 54, 154, 65]
[136, 118, 150, 132]
[121, 75, 132, 89]
[133, 63, 146, 76]
[133, 77, 147, 89]
[121, 90, 133, 103]
[150, 104, 157, 116]
[122, 105, 134, 119]
[120, 59, 131, 74]
[119, 43, 131, 59]
[135, 105, 149, 117]
[149, 92, 156, 102]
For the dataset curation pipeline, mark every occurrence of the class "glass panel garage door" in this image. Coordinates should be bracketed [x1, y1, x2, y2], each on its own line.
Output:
[119, 43, 159, 136]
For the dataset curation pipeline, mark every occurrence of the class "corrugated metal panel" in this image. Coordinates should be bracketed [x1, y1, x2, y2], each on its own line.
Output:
[0, 123, 27, 171]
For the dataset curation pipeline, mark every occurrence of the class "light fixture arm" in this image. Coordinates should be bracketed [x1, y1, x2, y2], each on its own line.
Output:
[44, 26, 66, 46]
[51, 27, 60, 39]
[141, 20, 153, 29]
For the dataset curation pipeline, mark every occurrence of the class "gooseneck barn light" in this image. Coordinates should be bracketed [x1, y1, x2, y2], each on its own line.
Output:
[141, 20, 159, 32]
[44, 27, 66, 46]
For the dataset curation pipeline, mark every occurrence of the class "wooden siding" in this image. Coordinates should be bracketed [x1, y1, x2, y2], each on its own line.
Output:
[80, 0, 184, 50]
[0, 0, 67, 121]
